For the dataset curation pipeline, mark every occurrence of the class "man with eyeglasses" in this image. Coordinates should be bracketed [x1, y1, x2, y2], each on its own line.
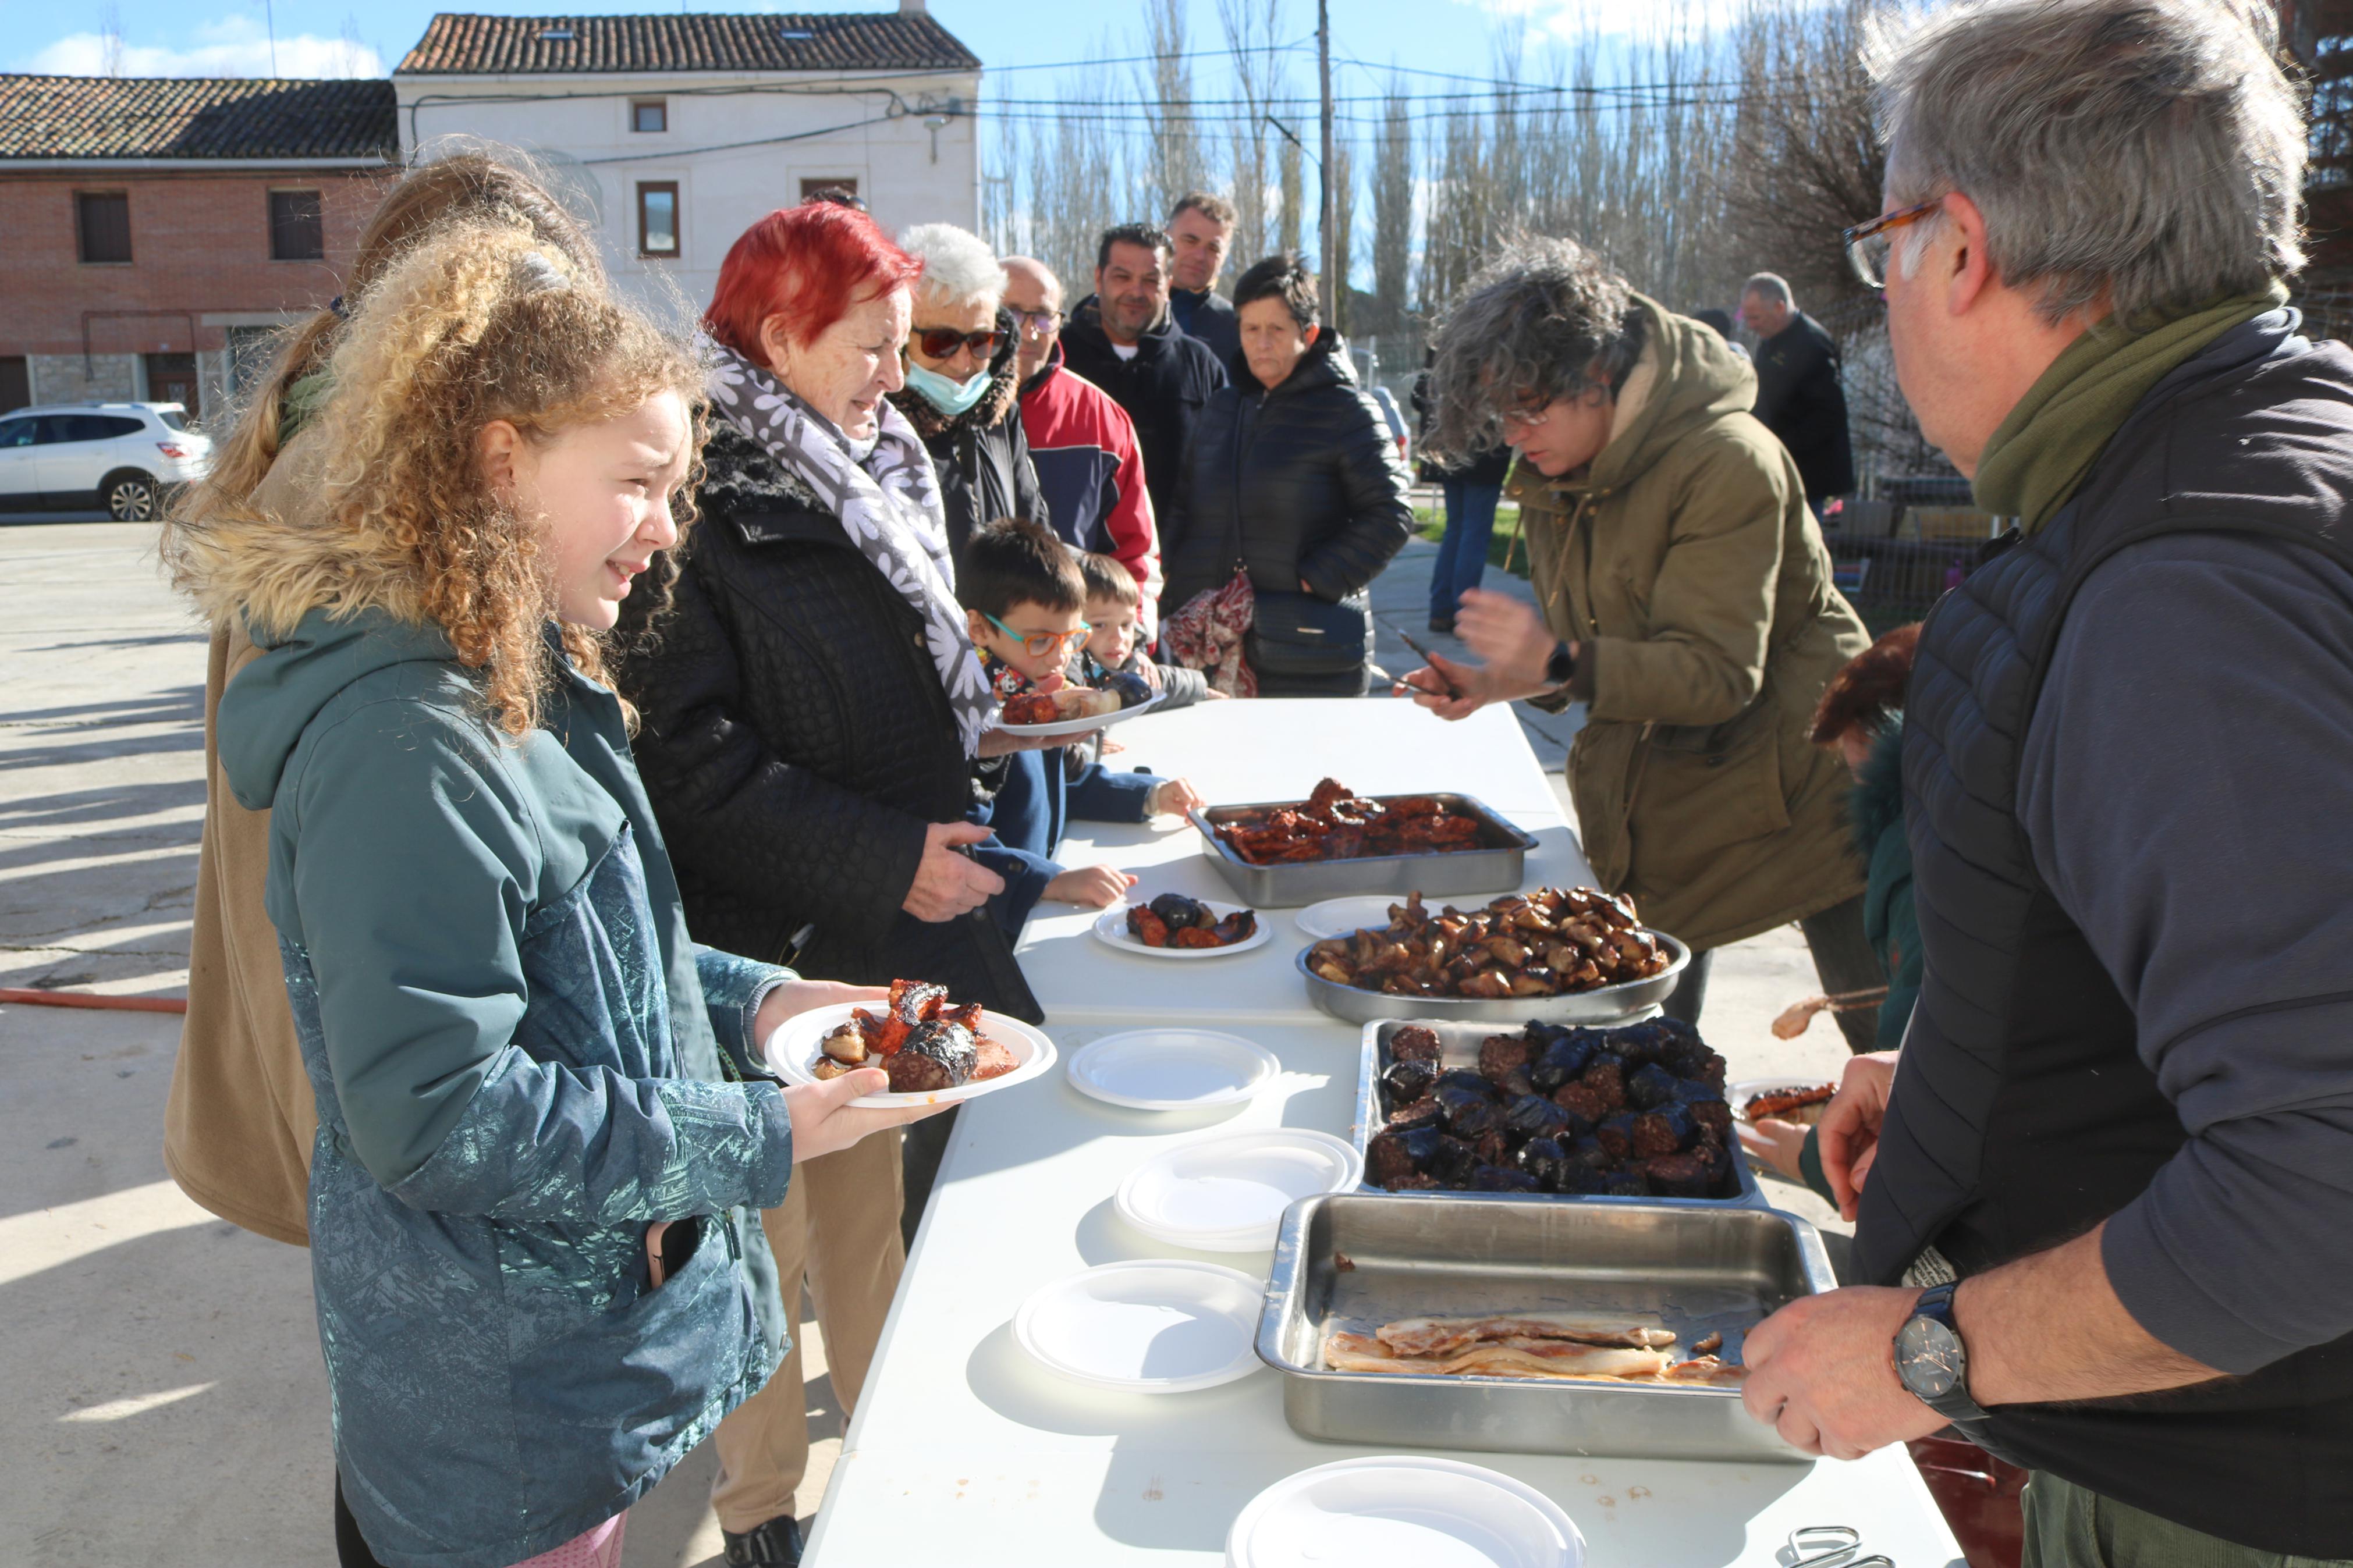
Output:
[1727, 5, 2353, 1564]
[1002, 255, 1164, 634]
[1060, 223, 1229, 552]
[887, 223, 1045, 570]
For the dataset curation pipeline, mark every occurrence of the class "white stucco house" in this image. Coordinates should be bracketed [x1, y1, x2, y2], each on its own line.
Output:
[392, 5, 982, 310]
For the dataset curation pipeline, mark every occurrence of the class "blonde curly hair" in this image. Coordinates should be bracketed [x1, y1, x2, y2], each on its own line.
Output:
[173, 217, 701, 736]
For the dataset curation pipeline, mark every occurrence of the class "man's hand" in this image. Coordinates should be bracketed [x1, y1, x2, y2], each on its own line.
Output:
[1395, 653, 1550, 720]
[1147, 777, 1205, 818]
[1044, 864, 1137, 907]
[752, 979, 886, 1049]
[902, 822, 1006, 922]
[1739, 1286, 1944, 1459]
[1818, 1050, 1900, 1220]
[1455, 589, 1557, 688]
[782, 1066, 950, 1163]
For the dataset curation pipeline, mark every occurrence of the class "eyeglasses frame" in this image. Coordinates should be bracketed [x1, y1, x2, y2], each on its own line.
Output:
[909, 326, 1009, 364]
[1842, 198, 1947, 291]
[981, 608, 1092, 660]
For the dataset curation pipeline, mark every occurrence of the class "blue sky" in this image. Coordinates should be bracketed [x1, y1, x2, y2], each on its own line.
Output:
[11, 1, 1728, 88]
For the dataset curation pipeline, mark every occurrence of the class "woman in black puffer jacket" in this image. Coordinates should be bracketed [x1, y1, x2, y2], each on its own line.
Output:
[1160, 252, 1414, 696]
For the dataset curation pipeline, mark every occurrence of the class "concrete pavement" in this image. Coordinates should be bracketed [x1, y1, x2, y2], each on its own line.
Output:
[1, 518, 1859, 1568]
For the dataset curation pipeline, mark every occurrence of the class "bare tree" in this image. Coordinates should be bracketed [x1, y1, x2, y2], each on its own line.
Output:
[1329, 134, 1355, 334]
[1137, 0, 1206, 218]
[1218, 0, 1286, 263]
[1277, 133, 1305, 258]
[1370, 77, 1415, 335]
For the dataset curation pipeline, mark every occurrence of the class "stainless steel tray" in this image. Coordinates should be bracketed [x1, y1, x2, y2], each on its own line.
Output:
[1188, 792, 1538, 908]
[1257, 1192, 1833, 1462]
[1349, 1019, 1761, 1206]
[1296, 935, 1688, 1027]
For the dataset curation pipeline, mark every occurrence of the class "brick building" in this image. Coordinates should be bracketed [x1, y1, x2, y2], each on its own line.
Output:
[0, 74, 398, 422]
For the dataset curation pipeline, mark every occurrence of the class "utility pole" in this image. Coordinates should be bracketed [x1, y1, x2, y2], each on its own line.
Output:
[1318, 0, 1335, 305]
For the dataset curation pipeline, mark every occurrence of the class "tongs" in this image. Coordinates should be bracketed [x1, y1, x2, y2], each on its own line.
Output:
[1785, 1524, 1895, 1568]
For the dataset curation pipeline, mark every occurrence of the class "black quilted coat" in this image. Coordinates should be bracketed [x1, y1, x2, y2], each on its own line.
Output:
[1159, 333, 1415, 689]
[887, 310, 1045, 572]
[613, 424, 1042, 1021]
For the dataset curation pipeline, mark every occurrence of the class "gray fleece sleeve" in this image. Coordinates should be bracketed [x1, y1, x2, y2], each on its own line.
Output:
[2019, 531, 2353, 1374]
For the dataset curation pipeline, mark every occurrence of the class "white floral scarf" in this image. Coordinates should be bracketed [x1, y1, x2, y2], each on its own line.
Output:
[704, 338, 994, 754]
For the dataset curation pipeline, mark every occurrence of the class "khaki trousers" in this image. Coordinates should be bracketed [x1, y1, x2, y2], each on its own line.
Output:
[708, 1128, 905, 1533]
[2022, 1471, 2353, 1567]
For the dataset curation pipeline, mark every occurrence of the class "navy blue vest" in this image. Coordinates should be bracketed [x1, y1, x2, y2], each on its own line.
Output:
[1861, 314, 2353, 1554]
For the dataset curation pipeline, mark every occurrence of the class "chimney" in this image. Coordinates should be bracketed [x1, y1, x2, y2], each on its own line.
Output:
[899, 0, 926, 13]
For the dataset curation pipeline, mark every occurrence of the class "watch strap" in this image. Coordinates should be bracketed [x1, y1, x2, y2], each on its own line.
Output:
[1545, 639, 1577, 687]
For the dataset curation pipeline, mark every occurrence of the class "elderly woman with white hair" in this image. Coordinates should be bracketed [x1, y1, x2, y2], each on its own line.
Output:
[890, 222, 1045, 566]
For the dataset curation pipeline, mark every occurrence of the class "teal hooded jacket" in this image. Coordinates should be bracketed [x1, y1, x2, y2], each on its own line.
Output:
[219, 606, 796, 1568]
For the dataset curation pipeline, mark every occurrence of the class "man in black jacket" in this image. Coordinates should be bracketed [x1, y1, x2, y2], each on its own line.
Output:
[1738, 5, 2353, 1563]
[1166, 191, 1241, 365]
[1060, 222, 1227, 531]
[1742, 272, 1855, 513]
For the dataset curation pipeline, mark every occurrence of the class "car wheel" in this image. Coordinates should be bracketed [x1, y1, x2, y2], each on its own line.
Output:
[105, 471, 158, 522]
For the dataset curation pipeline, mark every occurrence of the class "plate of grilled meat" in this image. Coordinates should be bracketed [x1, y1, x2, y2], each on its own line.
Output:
[763, 978, 1057, 1108]
[991, 682, 1163, 737]
[1092, 892, 1268, 958]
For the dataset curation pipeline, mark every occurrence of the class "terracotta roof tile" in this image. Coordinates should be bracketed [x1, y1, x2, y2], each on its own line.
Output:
[0, 74, 399, 161]
[398, 12, 981, 76]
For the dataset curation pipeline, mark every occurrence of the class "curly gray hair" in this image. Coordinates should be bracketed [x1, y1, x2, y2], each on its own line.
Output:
[1423, 236, 1639, 465]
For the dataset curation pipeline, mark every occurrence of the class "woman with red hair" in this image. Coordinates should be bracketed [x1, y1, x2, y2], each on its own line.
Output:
[613, 198, 1036, 1566]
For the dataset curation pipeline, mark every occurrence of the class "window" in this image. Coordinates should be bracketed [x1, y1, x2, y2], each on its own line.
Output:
[77, 191, 131, 263]
[269, 189, 324, 261]
[0, 357, 27, 416]
[800, 177, 858, 205]
[47, 414, 145, 442]
[0, 417, 35, 448]
[631, 99, 667, 133]
[155, 407, 189, 432]
[637, 182, 679, 258]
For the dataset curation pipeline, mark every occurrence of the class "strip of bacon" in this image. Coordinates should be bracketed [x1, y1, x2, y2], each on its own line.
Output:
[1374, 1312, 1677, 1358]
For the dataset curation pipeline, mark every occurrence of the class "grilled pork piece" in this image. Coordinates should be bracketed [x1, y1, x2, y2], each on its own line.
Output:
[1325, 1331, 1672, 1381]
[884, 1020, 976, 1093]
[1374, 1313, 1677, 1357]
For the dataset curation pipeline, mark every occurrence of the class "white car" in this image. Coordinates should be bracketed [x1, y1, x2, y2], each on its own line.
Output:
[0, 401, 212, 521]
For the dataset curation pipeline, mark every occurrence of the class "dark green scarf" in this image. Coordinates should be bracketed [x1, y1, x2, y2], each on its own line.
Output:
[1972, 285, 2286, 534]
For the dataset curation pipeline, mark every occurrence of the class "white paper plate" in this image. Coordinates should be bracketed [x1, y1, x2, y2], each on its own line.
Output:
[1115, 1128, 1364, 1252]
[1293, 895, 1415, 940]
[991, 689, 1164, 738]
[763, 1002, 1057, 1110]
[1729, 1075, 1838, 1125]
[1091, 899, 1271, 959]
[1227, 1456, 1584, 1568]
[1012, 1259, 1265, 1393]
[1065, 1029, 1281, 1111]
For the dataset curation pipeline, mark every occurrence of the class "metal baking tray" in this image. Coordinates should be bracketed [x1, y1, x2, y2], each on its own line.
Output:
[1297, 935, 1689, 1027]
[1188, 792, 1538, 908]
[1350, 1018, 1761, 1206]
[1257, 1192, 1833, 1462]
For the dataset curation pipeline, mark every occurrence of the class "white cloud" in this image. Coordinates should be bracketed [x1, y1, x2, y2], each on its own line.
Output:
[20, 16, 382, 79]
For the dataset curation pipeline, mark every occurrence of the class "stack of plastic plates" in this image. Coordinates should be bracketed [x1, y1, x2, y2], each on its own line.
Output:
[1065, 1029, 1281, 1111]
[1226, 1457, 1585, 1568]
[1114, 1129, 1362, 1252]
[1013, 1259, 1264, 1393]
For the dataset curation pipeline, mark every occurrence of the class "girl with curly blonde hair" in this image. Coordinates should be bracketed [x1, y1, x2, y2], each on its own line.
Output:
[171, 216, 936, 1568]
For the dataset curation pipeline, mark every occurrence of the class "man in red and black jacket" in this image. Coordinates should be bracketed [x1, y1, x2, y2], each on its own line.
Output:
[1002, 254, 1163, 630]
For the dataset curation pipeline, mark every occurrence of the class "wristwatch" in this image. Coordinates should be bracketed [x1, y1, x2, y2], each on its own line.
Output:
[1544, 639, 1578, 688]
[1894, 1282, 1991, 1424]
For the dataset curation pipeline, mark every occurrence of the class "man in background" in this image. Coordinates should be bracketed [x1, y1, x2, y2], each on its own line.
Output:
[1166, 191, 1241, 365]
[1743, 272, 1854, 515]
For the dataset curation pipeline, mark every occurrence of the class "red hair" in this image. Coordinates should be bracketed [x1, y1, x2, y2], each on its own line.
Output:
[704, 200, 922, 358]
[1810, 622, 1922, 745]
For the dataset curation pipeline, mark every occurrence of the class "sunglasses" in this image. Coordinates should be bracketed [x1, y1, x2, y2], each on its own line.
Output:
[982, 609, 1091, 659]
[1010, 308, 1062, 335]
[911, 326, 1007, 361]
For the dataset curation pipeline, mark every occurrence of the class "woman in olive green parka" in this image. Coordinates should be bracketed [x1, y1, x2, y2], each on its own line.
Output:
[1406, 238, 1876, 1043]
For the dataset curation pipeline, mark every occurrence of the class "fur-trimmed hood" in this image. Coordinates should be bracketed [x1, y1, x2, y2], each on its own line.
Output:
[167, 426, 427, 640]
